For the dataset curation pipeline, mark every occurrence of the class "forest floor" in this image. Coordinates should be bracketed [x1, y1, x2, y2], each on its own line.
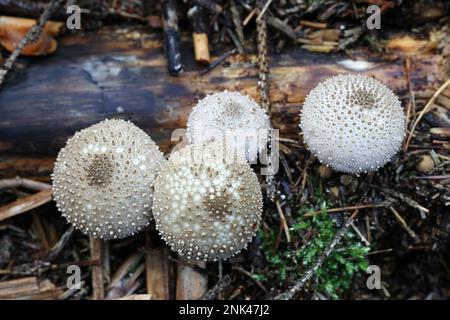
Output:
[0, 0, 449, 300]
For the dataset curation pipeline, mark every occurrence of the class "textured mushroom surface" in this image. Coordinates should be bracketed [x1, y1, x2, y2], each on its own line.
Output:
[300, 74, 405, 173]
[152, 143, 263, 261]
[187, 91, 271, 163]
[52, 119, 166, 240]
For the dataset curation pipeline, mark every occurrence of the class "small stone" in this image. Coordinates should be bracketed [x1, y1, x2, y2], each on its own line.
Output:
[416, 154, 435, 173]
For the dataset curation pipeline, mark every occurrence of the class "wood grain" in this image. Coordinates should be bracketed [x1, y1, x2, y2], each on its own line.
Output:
[0, 26, 445, 177]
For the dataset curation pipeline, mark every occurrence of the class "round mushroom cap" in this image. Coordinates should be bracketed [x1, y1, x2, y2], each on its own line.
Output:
[152, 142, 263, 261]
[52, 119, 166, 240]
[187, 91, 271, 163]
[300, 74, 405, 174]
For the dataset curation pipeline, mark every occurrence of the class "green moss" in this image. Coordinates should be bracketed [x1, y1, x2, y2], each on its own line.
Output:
[258, 210, 369, 299]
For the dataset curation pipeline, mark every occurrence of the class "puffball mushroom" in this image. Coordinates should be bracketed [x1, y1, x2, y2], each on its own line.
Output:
[300, 74, 405, 174]
[187, 91, 271, 163]
[152, 142, 263, 261]
[52, 119, 166, 240]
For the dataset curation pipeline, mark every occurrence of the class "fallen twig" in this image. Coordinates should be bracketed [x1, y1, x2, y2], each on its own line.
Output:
[200, 49, 237, 75]
[371, 186, 429, 215]
[46, 226, 75, 261]
[0, 177, 50, 191]
[404, 79, 450, 151]
[162, 0, 183, 76]
[230, 0, 244, 46]
[256, 0, 271, 113]
[0, 188, 53, 222]
[106, 252, 144, 299]
[389, 207, 420, 242]
[275, 200, 291, 243]
[232, 265, 267, 293]
[304, 202, 390, 217]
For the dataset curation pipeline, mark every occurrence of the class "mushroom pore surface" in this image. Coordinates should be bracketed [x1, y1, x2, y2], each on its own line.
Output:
[300, 74, 405, 173]
[187, 91, 271, 163]
[52, 119, 166, 240]
[152, 143, 263, 261]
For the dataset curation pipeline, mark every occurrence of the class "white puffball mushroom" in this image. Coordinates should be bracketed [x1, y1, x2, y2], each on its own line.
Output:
[52, 119, 166, 240]
[187, 91, 271, 163]
[300, 74, 406, 174]
[152, 142, 263, 262]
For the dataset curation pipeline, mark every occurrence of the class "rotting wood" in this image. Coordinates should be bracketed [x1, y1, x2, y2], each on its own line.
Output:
[0, 27, 445, 177]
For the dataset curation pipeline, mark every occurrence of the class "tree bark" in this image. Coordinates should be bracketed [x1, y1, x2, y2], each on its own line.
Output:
[0, 26, 445, 177]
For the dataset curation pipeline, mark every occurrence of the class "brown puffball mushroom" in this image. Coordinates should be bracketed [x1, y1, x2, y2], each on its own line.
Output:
[187, 91, 271, 163]
[52, 119, 166, 240]
[300, 74, 406, 174]
[152, 142, 263, 262]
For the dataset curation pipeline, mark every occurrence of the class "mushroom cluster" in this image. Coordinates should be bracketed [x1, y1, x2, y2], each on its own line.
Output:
[187, 91, 271, 163]
[52, 119, 166, 240]
[152, 142, 263, 261]
[300, 74, 405, 174]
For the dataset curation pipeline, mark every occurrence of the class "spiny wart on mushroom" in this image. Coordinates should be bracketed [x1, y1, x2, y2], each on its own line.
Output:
[187, 91, 271, 163]
[300, 74, 406, 174]
[52, 119, 166, 240]
[152, 142, 263, 262]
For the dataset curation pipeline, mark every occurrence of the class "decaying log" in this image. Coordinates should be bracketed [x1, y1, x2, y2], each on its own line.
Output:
[0, 26, 445, 177]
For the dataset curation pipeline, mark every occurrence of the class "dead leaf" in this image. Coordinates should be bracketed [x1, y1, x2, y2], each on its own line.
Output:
[386, 36, 435, 55]
[0, 27, 57, 56]
[0, 16, 62, 56]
